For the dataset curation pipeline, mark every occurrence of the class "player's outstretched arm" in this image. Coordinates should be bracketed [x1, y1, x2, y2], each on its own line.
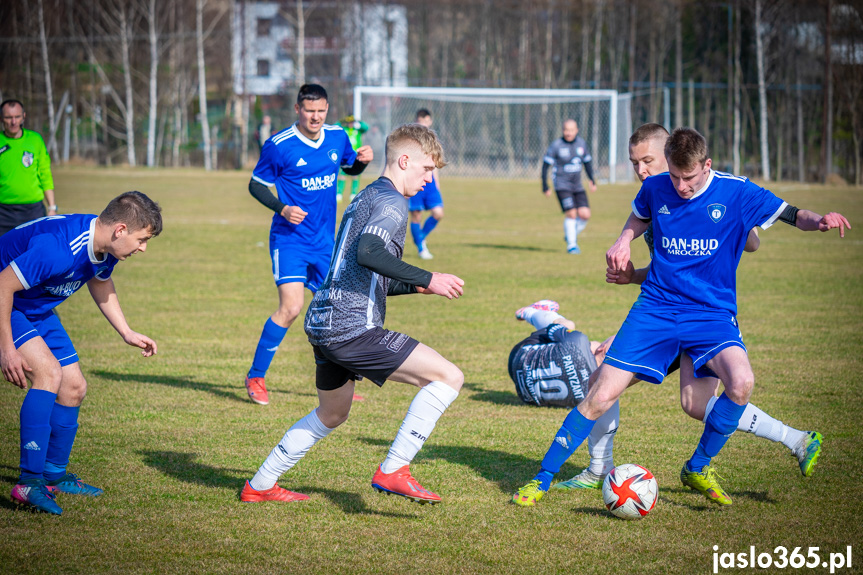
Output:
[87, 278, 157, 357]
[744, 228, 761, 252]
[606, 213, 649, 272]
[606, 260, 649, 285]
[0, 267, 31, 388]
[355, 145, 374, 164]
[416, 272, 464, 300]
[795, 210, 851, 237]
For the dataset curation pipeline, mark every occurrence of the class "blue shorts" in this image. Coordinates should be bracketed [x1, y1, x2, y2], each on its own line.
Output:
[270, 238, 330, 292]
[409, 181, 443, 212]
[11, 309, 79, 366]
[603, 303, 745, 384]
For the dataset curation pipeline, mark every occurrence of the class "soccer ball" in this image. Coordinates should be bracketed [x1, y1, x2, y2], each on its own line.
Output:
[601, 463, 658, 520]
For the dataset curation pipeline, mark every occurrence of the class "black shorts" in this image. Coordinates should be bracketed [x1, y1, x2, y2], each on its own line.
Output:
[555, 189, 589, 212]
[312, 327, 420, 391]
[0, 202, 46, 236]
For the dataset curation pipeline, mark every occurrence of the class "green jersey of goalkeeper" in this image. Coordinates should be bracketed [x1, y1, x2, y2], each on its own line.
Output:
[337, 115, 369, 203]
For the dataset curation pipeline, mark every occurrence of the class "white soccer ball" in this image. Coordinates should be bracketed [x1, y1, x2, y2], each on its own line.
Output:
[601, 463, 658, 520]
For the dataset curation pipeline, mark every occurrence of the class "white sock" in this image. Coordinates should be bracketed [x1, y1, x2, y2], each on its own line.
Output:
[575, 217, 588, 235]
[526, 310, 564, 331]
[250, 409, 334, 491]
[587, 399, 619, 476]
[703, 395, 806, 452]
[564, 218, 578, 249]
[381, 381, 459, 474]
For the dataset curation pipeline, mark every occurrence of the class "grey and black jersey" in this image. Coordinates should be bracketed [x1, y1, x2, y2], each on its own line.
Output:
[508, 324, 597, 408]
[543, 136, 593, 192]
[305, 177, 409, 346]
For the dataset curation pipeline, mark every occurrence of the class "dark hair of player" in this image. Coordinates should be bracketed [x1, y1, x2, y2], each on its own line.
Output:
[0, 99, 25, 115]
[100, 191, 163, 236]
[386, 124, 447, 169]
[629, 123, 669, 147]
[665, 127, 708, 170]
[297, 84, 328, 104]
[415, 108, 432, 121]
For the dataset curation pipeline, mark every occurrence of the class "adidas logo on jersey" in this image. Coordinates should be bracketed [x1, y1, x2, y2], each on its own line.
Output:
[24, 441, 41, 451]
[296, 158, 308, 167]
[658, 205, 671, 215]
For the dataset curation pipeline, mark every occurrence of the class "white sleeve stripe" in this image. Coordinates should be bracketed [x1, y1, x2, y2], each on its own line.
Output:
[543, 156, 554, 164]
[9, 261, 31, 290]
[363, 225, 390, 242]
[760, 201, 787, 230]
[631, 202, 649, 221]
[252, 174, 274, 187]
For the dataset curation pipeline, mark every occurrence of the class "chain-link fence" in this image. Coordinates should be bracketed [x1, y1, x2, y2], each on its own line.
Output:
[355, 87, 633, 183]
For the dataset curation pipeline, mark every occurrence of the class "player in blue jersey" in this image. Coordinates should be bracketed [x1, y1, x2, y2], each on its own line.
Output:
[244, 84, 373, 406]
[408, 109, 444, 260]
[542, 119, 597, 254]
[514, 127, 850, 508]
[0, 191, 162, 515]
[240, 123, 464, 506]
[550, 124, 821, 492]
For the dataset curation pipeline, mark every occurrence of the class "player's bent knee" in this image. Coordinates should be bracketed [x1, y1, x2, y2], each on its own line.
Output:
[317, 406, 350, 429]
[437, 363, 463, 392]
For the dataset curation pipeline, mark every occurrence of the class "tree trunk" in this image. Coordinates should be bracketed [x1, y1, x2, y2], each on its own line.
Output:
[147, 0, 159, 167]
[627, 3, 636, 91]
[120, 3, 137, 166]
[733, 2, 741, 174]
[754, 0, 770, 180]
[37, 0, 58, 158]
[821, 0, 833, 181]
[675, 2, 683, 128]
[296, 0, 306, 85]
[592, 0, 604, 160]
[197, 0, 213, 171]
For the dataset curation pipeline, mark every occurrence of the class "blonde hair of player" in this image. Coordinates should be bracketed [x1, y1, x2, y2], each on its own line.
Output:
[385, 123, 447, 169]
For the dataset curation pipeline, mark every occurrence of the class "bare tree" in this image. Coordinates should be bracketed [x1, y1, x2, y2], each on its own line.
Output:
[37, 0, 57, 158]
[754, 0, 770, 180]
[821, 0, 834, 181]
[196, 0, 212, 171]
[146, 0, 160, 167]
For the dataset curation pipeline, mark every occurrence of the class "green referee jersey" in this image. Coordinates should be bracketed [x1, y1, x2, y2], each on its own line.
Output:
[0, 129, 54, 204]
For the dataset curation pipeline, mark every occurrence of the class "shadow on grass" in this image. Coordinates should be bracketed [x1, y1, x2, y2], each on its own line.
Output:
[357, 437, 584, 493]
[138, 451, 417, 518]
[465, 243, 551, 252]
[465, 382, 573, 409]
[463, 382, 525, 407]
[658, 488, 776, 511]
[0, 463, 19, 485]
[92, 370, 249, 404]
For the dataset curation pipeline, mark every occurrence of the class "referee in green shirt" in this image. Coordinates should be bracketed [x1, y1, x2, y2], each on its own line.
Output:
[0, 99, 57, 235]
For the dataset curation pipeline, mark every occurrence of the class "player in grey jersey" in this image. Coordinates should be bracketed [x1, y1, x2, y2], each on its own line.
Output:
[241, 123, 465, 505]
[542, 119, 597, 254]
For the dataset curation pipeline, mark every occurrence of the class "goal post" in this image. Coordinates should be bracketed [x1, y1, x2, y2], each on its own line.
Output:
[354, 87, 633, 183]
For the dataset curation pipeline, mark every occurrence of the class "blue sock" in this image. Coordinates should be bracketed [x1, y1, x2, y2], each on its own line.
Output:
[44, 404, 80, 482]
[535, 408, 595, 490]
[19, 389, 57, 482]
[421, 217, 439, 238]
[248, 318, 288, 379]
[687, 392, 746, 471]
[410, 222, 423, 248]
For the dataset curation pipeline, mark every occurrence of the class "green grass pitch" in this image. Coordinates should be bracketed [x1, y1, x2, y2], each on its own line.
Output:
[0, 168, 861, 574]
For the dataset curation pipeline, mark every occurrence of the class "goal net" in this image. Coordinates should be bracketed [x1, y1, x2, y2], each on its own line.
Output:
[354, 87, 633, 182]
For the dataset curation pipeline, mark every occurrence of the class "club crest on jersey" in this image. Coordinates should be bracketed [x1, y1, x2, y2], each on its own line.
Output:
[22, 151, 34, 167]
[707, 203, 726, 223]
[576, 146, 584, 156]
[328, 149, 339, 164]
